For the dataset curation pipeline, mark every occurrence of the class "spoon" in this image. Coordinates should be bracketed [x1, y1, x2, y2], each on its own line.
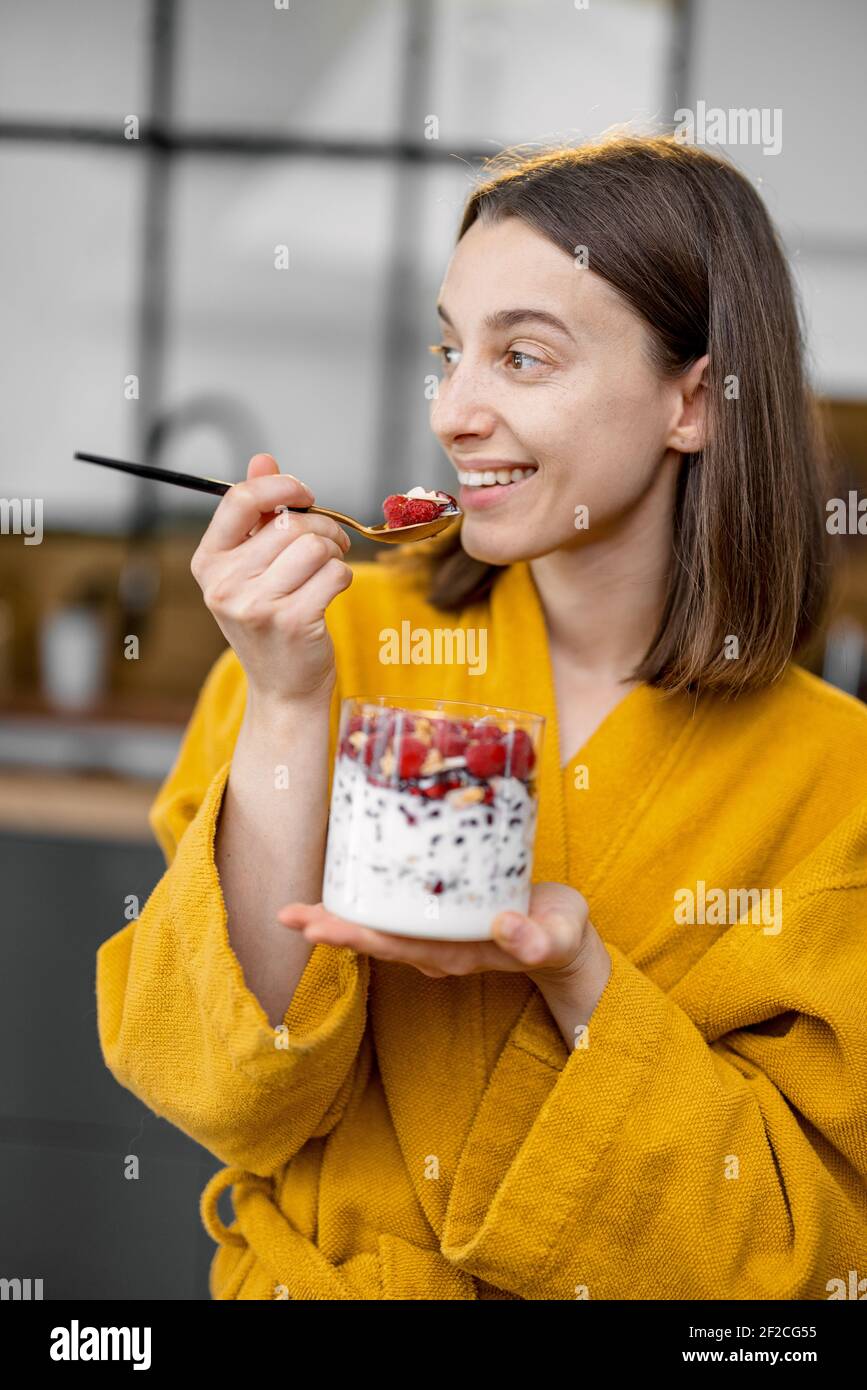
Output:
[73, 451, 461, 544]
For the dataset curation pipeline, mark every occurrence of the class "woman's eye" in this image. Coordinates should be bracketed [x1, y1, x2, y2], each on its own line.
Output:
[507, 349, 545, 371]
[429, 343, 460, 369]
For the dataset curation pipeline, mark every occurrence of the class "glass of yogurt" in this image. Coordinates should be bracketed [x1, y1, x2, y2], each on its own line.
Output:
[322, 696, 545, 940]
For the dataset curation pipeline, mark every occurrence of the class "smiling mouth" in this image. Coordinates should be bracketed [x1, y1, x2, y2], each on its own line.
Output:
[456, 465, 538, 487]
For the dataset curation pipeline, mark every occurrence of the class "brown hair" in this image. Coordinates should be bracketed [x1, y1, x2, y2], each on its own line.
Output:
[378, 133, 834, 695]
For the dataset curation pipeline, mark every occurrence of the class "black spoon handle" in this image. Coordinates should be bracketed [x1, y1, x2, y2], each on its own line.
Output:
[75, 450, 232, 496]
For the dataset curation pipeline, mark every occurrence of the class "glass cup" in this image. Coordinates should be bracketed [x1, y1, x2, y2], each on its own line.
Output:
[322, 695, 545, 940]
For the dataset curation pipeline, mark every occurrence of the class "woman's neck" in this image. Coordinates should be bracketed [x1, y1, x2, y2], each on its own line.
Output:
[528, 479, 675, 685]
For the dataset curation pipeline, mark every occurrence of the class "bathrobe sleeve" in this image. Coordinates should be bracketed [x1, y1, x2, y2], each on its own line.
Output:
[96, 645, 369, 1177]
[440, 800, 867, 1300]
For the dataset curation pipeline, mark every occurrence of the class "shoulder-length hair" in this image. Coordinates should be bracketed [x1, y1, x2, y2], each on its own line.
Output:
[378, 133, 834, 696]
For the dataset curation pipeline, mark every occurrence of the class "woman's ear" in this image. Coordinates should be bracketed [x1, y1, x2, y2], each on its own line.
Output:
[666, 353, 710, 454]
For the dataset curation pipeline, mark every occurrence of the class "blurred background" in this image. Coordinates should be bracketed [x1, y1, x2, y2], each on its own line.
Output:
[1, 0, 866, 1299]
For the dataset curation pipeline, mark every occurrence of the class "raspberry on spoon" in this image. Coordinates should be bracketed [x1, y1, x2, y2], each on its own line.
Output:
[382, 488, 458, 530]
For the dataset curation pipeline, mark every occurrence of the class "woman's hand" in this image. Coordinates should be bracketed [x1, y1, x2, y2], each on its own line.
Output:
[190, 452, 353, 707]
[278, 881, 613, 1037]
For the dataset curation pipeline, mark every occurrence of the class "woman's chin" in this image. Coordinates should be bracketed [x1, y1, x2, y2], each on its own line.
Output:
[460, 522, 537, 567]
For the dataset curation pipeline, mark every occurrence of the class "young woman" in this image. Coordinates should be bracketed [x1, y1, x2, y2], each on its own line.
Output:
[97, 135, 867, 1301]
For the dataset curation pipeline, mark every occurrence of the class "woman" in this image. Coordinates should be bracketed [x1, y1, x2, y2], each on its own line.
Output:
[96, 135, 867, 1300]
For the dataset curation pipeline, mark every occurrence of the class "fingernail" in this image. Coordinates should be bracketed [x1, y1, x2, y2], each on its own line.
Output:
[289, 474, 314, 501]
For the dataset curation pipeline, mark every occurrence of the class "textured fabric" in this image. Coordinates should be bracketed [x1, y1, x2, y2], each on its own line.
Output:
[96, 558, 867, 1300]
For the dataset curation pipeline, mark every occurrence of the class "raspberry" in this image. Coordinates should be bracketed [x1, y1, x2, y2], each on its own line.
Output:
[381, 711, 417, 739]
[368, 711, 407, 761]
[474, 722, 505, 742]
[431, 721, 467, 757]
[382, 491, 458, 529]
[421, 781, 448, 799]
[465, 740, 507, 777]
[382, 495, 440, 528]
[506, 728, 536, 778]
[395, 735, 429, 779]
[382, 495, 407, 527]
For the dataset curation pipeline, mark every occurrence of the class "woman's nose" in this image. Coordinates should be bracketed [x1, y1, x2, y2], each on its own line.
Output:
[429, 368, 497, 445]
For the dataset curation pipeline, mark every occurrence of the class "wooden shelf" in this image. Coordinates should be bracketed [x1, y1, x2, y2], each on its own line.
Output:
[0, 769, 163, 844]
[0, 690, 192, 728]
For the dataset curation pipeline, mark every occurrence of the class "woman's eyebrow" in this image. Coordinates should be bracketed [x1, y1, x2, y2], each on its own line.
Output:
[436, 303, 576, 343]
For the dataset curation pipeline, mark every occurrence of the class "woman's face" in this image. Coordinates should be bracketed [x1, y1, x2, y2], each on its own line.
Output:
[429, 216, 691, 566]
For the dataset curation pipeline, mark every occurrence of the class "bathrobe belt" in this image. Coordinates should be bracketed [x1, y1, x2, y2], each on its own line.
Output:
[201, 1165, 477, 1301]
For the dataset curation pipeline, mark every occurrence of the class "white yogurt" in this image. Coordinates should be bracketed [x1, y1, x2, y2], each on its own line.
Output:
[322, 755, 538, 939]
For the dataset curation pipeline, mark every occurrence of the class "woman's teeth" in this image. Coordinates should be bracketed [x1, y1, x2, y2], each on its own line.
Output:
[457, 467, 537, 487]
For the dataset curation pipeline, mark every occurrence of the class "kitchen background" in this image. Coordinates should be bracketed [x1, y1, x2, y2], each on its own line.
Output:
[1, 0, 866, 1299]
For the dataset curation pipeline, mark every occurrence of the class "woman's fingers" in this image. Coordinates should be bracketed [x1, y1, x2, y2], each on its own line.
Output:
[247, 452, 280, 480]
[188, 454, 355, 703]
[255, 533, 348, 602]
[492, 881, 590, 970]
[199, 471, 317, 554]
[279, 905, 405, 959]
[286, 552, 354, 613]
[278, 902, 525, 975]
[244, 453, 281, 536]
[202, 538, 347, 625]
[255, 531, 353, 602]
[240, 509, 350, 575]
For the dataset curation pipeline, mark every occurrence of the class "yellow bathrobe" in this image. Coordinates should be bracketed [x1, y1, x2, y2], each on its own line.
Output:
[96, 556, 867, 1300]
